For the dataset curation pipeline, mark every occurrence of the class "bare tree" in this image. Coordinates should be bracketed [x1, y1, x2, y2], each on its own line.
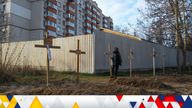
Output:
[137, 0, 192, 72]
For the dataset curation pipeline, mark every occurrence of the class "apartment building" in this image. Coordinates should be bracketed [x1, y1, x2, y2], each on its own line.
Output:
[0, 0, 113, 42]
[0, 0, 45, 42]
[102, 15, 113, 30]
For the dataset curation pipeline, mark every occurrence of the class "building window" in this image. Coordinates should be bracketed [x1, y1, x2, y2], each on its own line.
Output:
[86, 23, 91, 27]
[58, 10, 62, 16]
[86, 16, 91, 21]
[67, 21, 75, 27]
[92, 20, 96, 24]
[68, 29, 75, 35]
[63, 20, 65, 26]
[58, 18, 61, 24]
[48, 30, 57, 37]
[47, 21, 57, 28]
[57, 25, 62, 32]
[67, 14, 75, 19]
[86, 29, 91, 33]
[47, 11, 57, 19]
[93, 26, 97, 29]
[48, 2, 57, 9]
[58, 2, 61, 8]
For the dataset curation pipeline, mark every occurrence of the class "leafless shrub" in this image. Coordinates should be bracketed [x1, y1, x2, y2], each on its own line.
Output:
[0, 42, 45, 83]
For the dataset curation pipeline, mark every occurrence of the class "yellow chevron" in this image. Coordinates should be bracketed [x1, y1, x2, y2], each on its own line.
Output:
[0, 96, 9, 103]
[30, 97, 43, 108]
[73, 102, 79, 108]
[7, 97, 17, 108]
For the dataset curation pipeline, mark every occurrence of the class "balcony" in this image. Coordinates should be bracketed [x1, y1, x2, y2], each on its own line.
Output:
[47, 30, 57, 37]
[67, 2, 75, 6]
[92, 9, 97, 15]
[66, 21, 75, 29]
[46, 20, 57, 28]
[92, 22, 97, 26]
[85, 6, 92, 11]
[45, 16, 57, 23]
[47, 7, 57, 14]
[66, 10, 75, 14]
[66, 17, 75, 22]
[67, 6, 75, 13]
[85, 13, 92, 19]
[92, 16, 97, 20]
[47, 1, 57, 11]
[85, 19, 92, 24]
[48, 0, 57, 5]
[85, 29, 92, 34]
[66, 29, 75, 36]
[46, 25, 56, 32]
[85, 26, 92, 30]
[96, 18, 100, 22]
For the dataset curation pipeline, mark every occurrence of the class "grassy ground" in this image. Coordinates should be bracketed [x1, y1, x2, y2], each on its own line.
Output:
[0, 69, 192, 95]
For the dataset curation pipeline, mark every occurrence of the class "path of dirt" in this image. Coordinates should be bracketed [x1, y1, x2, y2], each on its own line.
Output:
[1, 74, 192, 95]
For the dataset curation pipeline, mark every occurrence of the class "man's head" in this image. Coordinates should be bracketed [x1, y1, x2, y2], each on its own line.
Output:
[114, 47, 119, 51]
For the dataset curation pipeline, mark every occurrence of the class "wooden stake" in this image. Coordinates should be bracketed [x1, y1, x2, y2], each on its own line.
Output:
[129, 48, 134, 77]
[162, 49, 165, 74]
[46, 48, 49, 86]
[153, 48, 156, 76]
[108, 44, 112, 78]
[104, 44, 112, 78]
[190, 61, 191, 72]
[69, 40, 86, 83]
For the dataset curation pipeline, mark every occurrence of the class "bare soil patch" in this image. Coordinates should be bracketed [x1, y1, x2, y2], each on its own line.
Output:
[0, 72, 192, 95]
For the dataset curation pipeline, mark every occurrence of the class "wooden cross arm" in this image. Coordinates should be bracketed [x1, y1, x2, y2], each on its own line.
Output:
[70, 50, 86, 54]
[104, 52, 110, 55]
[80, 52, 86, 54]
[35, 45, 61, 49]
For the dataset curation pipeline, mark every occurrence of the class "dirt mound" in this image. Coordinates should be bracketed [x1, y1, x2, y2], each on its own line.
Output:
[0, 72, 15, 84]
[114, 77, 173, 90]
[2, 74, 192, 95]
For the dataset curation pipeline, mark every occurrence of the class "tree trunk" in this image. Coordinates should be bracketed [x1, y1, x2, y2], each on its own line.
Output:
[175, 0, 182, 73]
[181, 0, 188, 70]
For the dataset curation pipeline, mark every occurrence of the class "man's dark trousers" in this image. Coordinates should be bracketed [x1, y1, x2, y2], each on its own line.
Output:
[112, 65, 119, 77]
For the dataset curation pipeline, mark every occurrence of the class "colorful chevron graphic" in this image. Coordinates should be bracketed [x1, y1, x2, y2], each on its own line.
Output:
[0, 95, 191, 108]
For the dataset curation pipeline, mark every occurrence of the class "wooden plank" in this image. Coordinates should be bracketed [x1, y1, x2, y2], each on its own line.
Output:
[44, 37, 53, 45]
[35, 45, 61, 49]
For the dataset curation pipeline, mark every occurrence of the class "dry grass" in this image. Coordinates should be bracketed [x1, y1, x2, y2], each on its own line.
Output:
[0, 71, 192, 95]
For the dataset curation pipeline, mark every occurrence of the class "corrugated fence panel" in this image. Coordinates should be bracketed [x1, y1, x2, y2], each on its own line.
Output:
[2, 35, 94, 73]
[50, 35, 94, 73]
[94, 30, 192, 72]
[2, 31, 192, 74]
[2, 40, 47, 71]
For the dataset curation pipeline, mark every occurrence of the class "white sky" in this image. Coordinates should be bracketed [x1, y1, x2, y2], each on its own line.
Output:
[94, 0, 146, 27]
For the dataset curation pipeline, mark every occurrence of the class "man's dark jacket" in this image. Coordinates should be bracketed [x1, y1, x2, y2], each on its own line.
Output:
[112, 50, 122, 66]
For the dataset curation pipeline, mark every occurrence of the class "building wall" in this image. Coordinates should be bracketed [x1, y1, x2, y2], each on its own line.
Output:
[76, 0, 85, 35]
[1, 0, 44, 42]
[30, 0, 45, 40]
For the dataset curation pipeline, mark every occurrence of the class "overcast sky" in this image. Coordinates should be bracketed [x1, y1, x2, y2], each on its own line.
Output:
[94, 0, 146, 27]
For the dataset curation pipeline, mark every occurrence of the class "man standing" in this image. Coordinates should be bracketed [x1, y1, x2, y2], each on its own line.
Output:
[112, 47, 122, 79]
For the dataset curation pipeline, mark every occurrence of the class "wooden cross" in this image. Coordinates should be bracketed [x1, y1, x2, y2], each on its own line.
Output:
[128, 48, 134, 78]
[104, 44, 113, 78]
[153, 48, 156, 76]
[35, 32, 60, 87]
[69, 40, 86, 83]
[162, 49, 166, 74]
